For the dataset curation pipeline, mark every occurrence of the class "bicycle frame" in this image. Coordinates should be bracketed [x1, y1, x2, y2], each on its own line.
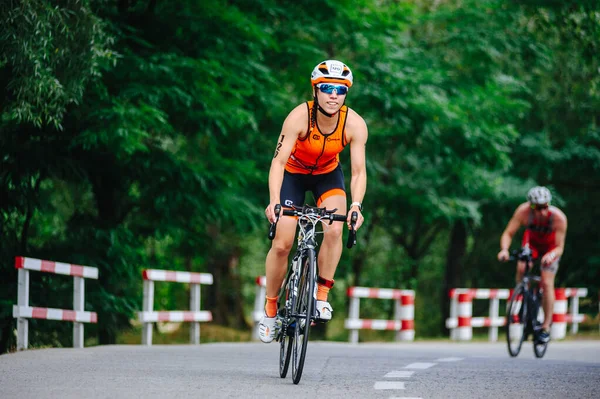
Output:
[269, 204, 356, 384]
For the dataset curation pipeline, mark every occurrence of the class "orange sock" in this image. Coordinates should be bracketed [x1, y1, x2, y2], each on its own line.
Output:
[317, 284, 330, 301]
[265, 295, 278, 318]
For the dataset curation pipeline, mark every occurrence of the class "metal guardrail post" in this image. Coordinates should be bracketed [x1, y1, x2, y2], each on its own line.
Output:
[73, 276, 85, 348]
[142, 279, 154, 346]
[17, 268, 29, 350]
[190, 283, 201, 345]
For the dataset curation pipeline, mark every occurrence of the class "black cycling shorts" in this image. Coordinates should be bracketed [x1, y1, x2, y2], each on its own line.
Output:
[280, 164, 346, 208]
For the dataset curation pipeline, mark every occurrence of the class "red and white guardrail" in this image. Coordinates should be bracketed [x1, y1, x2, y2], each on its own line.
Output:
[445, 287, 588, 341]
[139, 269, 213, 345]
[252, 278, 416, 342]
[345, 286, 415, 343]
[13, 256, 99, 350]
[446, 289, 509, 341]
[553, 288, 587, 338]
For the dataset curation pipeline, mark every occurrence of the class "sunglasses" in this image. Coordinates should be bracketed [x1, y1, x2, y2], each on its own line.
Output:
[317, 83, 348, 95]
[531, 204, 549, 211]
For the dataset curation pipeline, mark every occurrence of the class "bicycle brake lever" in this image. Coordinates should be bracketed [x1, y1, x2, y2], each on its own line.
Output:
[346, 211, 358, 249]
[268, 204, 281, 240]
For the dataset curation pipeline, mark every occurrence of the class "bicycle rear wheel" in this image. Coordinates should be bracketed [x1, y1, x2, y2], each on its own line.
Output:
[291, 250, 316, 385]
[279, 323, 293, 377]
[279, 280, 294, 378]
[506, 283, 528, 357]
[532, 289, 548, 358]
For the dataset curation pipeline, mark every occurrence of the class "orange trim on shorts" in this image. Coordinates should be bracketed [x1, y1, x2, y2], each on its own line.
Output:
[317, 188, 346, 206]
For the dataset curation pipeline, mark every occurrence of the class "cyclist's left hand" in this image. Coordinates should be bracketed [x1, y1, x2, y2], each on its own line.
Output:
[347, 208, 364, 230]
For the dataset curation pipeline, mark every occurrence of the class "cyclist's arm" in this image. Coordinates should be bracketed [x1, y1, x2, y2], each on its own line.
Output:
[498, 204, 527, 260]
[266, 105, 305, 222]
[347, 109, 368, 230]
[542, 209, 568, 265]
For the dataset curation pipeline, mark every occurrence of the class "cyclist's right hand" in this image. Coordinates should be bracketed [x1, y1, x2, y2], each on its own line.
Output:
[497, 249, 510, 262]
[265, 202, 281, 224]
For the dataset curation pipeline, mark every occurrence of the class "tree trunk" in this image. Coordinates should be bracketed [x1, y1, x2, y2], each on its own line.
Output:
[442, 221, 467, 335]
[227, 252, 248, 329]
[208, 241, 248, 329]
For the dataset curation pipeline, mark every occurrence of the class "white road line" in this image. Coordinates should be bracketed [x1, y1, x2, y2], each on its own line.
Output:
[374, 381, 406, 390]
[388, 397, 423, 399]
[403, 362, 436, 369]
[436, 357, 464, 362]
[384, 370, 415, 378]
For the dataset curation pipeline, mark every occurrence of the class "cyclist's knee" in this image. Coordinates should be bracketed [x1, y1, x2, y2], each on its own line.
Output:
[541, 276, 554, 292]
[271, 239, 293, 257]
[323, 223, 343, 240]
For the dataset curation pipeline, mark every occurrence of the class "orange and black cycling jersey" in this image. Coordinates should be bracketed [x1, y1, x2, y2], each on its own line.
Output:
[285, 101, 348, 175]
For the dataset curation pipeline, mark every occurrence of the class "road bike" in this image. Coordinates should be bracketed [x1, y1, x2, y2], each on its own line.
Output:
[268, 204, 357, 384]
[505, 247, 548, 358]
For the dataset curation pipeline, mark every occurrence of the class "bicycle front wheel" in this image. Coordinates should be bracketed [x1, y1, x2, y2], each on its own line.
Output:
[291, 250, 316, 385]
[506, 283, 528, 357]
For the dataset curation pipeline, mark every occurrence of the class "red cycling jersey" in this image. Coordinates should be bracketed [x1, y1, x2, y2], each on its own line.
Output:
[521, 210, 557, 259]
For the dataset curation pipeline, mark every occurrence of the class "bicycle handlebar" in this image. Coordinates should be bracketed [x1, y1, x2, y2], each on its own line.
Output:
[507, 247, 533, 262]
[268, 204, 357, 248]
[281, 208, 346, 221]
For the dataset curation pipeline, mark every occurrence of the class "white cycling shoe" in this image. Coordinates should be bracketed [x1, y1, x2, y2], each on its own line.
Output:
[258, 315, 279, 343]
[316, 300, 333, 321]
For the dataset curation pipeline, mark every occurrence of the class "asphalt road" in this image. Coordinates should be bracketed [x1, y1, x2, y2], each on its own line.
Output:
[1, 340, 598, 398]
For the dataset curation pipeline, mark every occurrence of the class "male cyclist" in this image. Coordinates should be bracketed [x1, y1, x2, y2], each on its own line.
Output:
[259, 60, 368, 343]
[497, 186, 568, 343]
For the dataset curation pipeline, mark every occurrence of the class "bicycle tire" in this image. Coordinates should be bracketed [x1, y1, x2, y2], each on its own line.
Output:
[291, 250, 316, 384]
[279, 275, 294, 378]
[506, 283, 528, 357]
[532, 289, 548, 358]
[279, 325, 294, 377]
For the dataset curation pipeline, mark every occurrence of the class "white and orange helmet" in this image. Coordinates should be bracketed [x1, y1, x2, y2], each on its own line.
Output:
[310, 60, 353, 87]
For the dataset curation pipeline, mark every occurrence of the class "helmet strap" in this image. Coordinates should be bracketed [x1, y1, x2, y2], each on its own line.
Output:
[317, 105, 336, 118]
[313, 91, 341, 118]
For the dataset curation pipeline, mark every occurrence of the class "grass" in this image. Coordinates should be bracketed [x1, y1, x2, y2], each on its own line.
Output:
[116, 322, 253, 345]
